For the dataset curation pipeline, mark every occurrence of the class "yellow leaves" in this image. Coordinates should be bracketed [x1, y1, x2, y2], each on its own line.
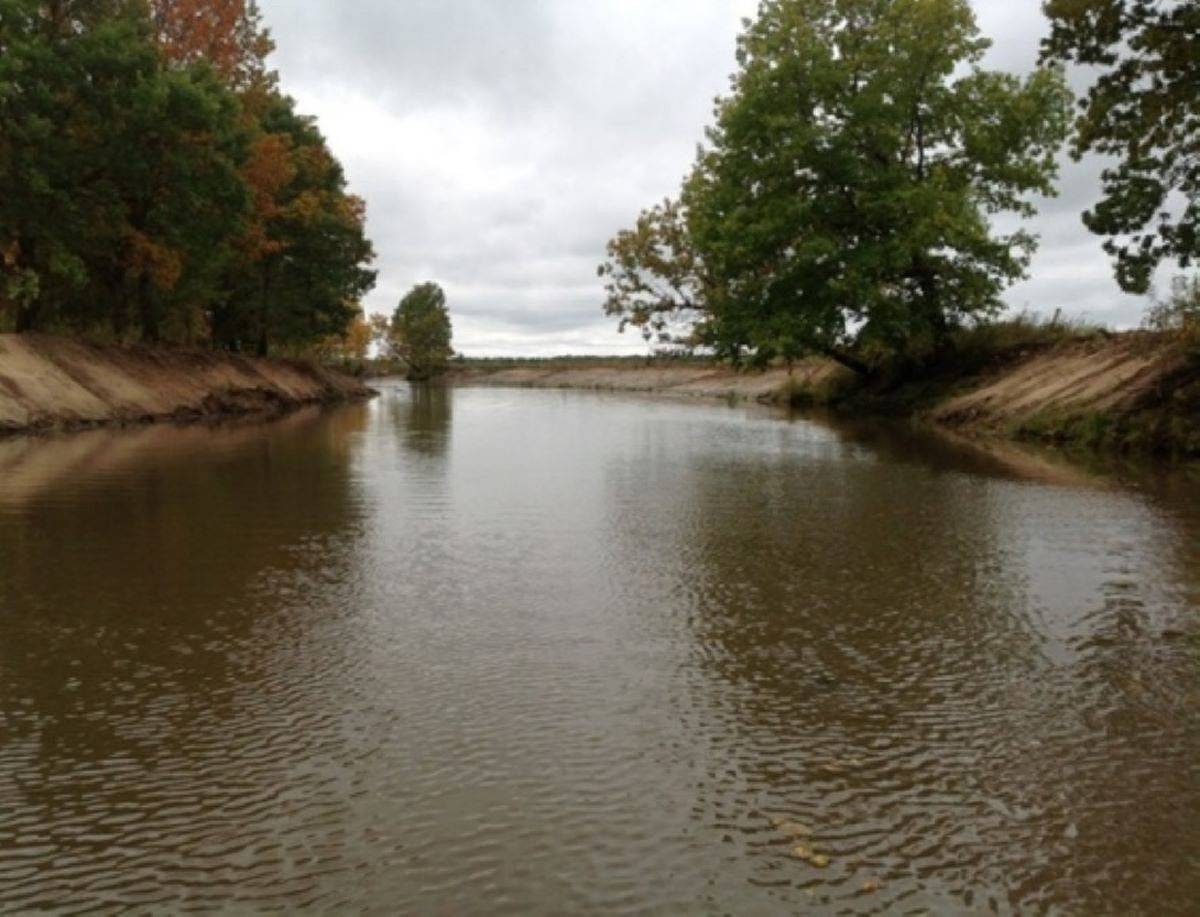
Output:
[308, 307, 374, 363]
[776, 820, 813, 838]
[287, 190, 325, 223]
[1, 239, 20, 270]
[343, 311, 374, 360]
[773, 814, 831, 868]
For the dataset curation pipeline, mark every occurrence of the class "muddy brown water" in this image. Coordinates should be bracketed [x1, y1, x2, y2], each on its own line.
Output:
[1, 385, 1198, 914]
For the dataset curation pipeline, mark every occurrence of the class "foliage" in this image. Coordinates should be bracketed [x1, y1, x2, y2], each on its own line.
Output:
[1144, 275, 1200, 356]
[1042, 0, 1199, 293]
[391, 283, 453, 380]
[783, 312, 1105, 411]
[599, 198, 714, 349]
[602, 0, 1072, 374]
[940, 309, 1102, 371]
[215, 94, 376, 354]
[151, 0, 275, 92]
[305, 307, 375, 373]
[0, 0, 375, 354]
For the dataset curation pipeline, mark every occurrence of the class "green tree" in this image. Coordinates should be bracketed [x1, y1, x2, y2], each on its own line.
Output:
[1042, 0, 1199, 293]
[0, 0, 147, 332]
[108, 64, 252, 342]
[603, 0, 1072, 372]
[0, 0, 250, 340]
[1, 0, 374, 353]
[392, 282, 453, 380]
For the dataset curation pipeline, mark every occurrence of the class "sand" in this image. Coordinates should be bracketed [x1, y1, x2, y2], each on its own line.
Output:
[0, 333, 373, 435]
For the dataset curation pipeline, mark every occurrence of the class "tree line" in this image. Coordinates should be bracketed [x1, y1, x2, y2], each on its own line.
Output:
[0, 0, 376, 355]
[601, 0, 1198, 372]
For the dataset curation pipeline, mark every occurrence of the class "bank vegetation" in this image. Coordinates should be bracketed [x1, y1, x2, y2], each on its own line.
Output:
[594, 0, 1197, 454]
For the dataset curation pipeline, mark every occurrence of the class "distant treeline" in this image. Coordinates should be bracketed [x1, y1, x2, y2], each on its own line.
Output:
[602, 0, 1197, 372]
[453, 353, 714, 372]
[0, 0, 375, 355]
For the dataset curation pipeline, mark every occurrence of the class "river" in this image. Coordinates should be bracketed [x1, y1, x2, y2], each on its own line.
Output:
[1, 384, 1198, 914]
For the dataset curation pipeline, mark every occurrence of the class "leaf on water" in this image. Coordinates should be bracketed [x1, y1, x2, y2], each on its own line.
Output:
[810, 853, 830, 868]
[791, 844, 814, 861]
[861, 877, 881, 893]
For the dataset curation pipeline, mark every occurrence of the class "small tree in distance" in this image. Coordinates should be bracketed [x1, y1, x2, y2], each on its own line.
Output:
[391, 282, 453, 380]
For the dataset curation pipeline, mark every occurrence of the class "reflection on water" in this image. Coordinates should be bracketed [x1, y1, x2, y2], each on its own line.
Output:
[0, 386, 1198, 913]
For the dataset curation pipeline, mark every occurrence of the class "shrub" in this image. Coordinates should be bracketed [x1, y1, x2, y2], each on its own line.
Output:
[1145, 276, 1200, 359]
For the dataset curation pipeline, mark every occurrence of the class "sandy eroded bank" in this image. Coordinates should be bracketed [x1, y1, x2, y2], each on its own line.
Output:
[0, 333, 373, 436]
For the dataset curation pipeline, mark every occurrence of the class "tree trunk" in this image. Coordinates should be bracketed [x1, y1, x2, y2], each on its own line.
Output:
[138, 273, 159, 343]
[817, 344, 871, 377]
[13, 234, 38, 333]
[913, 258, 948, 345]
[256, 262, 272, 357]
[14, 300, 39, 333]
[107, 266, 129, 340]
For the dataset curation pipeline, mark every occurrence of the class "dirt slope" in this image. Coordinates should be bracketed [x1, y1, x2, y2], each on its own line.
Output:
[930, 335, 1190, 431]
[0, 333, 373, 435]
[449, 361, 838, 401]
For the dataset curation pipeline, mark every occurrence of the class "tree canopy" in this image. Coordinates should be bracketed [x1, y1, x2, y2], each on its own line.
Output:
[1042, 0, 1199, 293]
[602, 0, 1072, 371]
[0, 0, 375, 354]
[391, 283, 453, 381]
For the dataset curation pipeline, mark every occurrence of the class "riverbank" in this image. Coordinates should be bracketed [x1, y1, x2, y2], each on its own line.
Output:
[450, 333, 1200, 457]
[447, 361, 811, 400]
[0, 333, 374, 436]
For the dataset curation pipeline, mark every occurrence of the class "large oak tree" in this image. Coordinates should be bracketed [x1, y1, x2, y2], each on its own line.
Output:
[603, 0, 1072, 372]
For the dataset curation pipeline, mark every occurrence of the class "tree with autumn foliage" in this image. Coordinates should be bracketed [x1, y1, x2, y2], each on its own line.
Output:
[214, 94, 376, 355]
[151, 0, 274, 91]
[0, 0, 375, 357]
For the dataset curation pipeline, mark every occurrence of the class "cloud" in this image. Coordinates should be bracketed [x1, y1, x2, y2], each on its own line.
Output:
[260, 0, 1163, 356]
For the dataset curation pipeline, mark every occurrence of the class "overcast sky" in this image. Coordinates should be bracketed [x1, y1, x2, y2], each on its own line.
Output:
[259, 0, 1163, 356]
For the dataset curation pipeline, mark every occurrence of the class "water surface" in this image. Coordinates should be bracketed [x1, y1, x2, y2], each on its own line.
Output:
[1, 386, 1198, 913]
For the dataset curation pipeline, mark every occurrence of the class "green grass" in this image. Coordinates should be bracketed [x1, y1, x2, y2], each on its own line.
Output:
[1011, 400, 1200, 459]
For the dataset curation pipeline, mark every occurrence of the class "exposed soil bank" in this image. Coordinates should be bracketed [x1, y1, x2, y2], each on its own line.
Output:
[452, 334, 1200, 457]
[928, 334, 1198, 455]
[0, 333, 374, 436]
[447, 361, 838, 401]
